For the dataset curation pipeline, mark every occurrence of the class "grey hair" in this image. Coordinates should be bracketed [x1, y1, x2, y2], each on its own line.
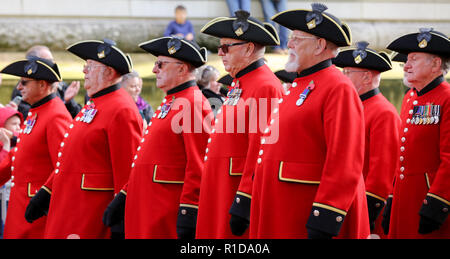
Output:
[197, 65, 219, 88]
[121, 70, 140, 85]
[441, 56, 450, 75]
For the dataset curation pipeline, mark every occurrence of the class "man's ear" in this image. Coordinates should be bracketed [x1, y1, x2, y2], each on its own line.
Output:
[431, 56, 443, 73]
[245, 42, 256, 57]
[314, 38, 327, 55]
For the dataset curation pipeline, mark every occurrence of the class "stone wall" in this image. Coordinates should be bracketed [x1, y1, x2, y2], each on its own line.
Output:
[0, 0, 448, 52]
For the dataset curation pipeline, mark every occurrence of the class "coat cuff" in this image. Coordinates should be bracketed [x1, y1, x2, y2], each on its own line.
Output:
[176, 205, 198, 229]
[419, 193, 449, 225]
[229, 192, 251, 220]
[306, 203, 346, 237]
[366, 193, 386, 221]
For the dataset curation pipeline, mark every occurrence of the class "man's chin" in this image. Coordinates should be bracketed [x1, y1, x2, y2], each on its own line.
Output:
[285, 63, 298, 73]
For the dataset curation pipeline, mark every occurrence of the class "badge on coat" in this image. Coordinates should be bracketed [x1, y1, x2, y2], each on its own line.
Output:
[412, 103, 440, 125]
[24, 113, 37, 134]
[296, 80, 315, 106]
[224, 80, 242, 106]
[80, 101, 98, 124]
[158, 96, 175, 119]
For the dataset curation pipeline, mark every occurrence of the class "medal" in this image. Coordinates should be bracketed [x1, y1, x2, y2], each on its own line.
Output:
[158, 96, 174, 119]
[224, 80, 242, 106]
[24, 113, 37, 134]
[434, 105, 440, 124]
[296, 80, 315, 107]
[81, 101, 98, 123]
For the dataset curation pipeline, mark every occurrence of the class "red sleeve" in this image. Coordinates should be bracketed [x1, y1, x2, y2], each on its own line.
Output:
[365, 108, 401, 201]
[315, 82, 365, 213]
[107, 106, 143, 194]
[237, 83, 283, 197]
[179, 96, 213, 207]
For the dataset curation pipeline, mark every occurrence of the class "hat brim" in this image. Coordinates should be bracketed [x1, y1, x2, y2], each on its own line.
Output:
[386, 32, 450, 58]
[391, 52, 407, 63]
[333, 48, 392, 72]
[0, 60, 61, 82]
[66, 40, 132, 75]
[139, 37, 207, 68]
[201, 17, 280, 46]
[272, 9, 351, 47]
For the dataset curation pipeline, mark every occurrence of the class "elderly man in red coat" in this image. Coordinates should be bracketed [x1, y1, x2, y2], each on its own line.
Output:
[249, 3, 371, 239]
[0, 57, 71, 238]
[383, 28, 450, 239]
[333, 41, 401, 238]
[103, 36, 213, 239]
[25, 39, 143, 239]
[195, 10, 284, 238]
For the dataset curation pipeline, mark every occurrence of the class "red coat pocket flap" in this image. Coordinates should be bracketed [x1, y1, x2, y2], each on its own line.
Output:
[229, 157, 245, 176]
[278, 161, 322, 184]
[152, 164, 185, 184]
[81, 173, 114, 191]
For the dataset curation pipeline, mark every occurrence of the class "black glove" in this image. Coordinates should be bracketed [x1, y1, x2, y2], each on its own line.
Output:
[176, 206, 197, 239]
[307, 228, 332, 239]
[229, 214, 249, 236]
[110, 221, 125, 240]
[367, 195, 385, 231]
[25, 188, 51, 223]
[102, 191, 126, 227]
[381, 196, 393, 235]
[418, 215, 440, 235]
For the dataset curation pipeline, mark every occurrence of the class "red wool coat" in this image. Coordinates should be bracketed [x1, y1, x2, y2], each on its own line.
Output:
[43, 85, 143, 239]
[124, 82, 213, 239]
[250, 60, 370, 239]
[389, 76, 450, 239]
[0, 95, 71, 238]
[360, 89, 401, 238]
[196, 59, 284, 239]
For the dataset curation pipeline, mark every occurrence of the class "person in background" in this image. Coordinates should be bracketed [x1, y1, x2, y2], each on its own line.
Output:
[197, 65, 224, 116]
[10, 45, 82, 119]
[226, 0, 251, 16]
[121, 71, 154, 126]
[164, 5, 195, 41]
[333, 41, 401, 239]
[259, 0, 289, 54]
[0, 107, 22, 238]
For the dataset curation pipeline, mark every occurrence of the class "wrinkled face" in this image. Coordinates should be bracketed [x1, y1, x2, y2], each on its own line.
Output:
[218, 38, 249, 74]
[4, 115, 21, 133]
[16, 77, 44, 105]
[122, 77, 142, 102]
[152, 56, 184, 92]
[342, 67, 368, 92]
[403, 52, 435, 88]
[83, 59, 108, 95]
[285, 30, 319, 72]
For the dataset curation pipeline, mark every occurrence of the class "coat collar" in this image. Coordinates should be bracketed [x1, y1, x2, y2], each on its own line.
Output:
[359, 88, 380, 102]
[235, 58, 265, 79]
[415, 75, 444, 97]
[298, 59, 332, 78]
[30, 93, 56, 109]
[167, 80, 196, 95]
[91, 83, 120, 98]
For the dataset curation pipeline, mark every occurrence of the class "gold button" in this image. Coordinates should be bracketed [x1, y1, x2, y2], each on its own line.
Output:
[336, 216, 343, 222]
[313, 210, 320, 216]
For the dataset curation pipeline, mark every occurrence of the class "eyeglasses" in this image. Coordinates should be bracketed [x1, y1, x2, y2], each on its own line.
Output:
[20, 79, 35, 86]
[288, 35, 318, 44]
[342, 69, 369, 75]
[84, 64, 104, 72]
[154, 60, 183, 69]
[217, 42, 249, 54]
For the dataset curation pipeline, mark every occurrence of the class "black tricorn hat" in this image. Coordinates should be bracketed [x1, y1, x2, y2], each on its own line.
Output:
[386, 28, 450, 58]
[201, 10, 280, 46]
[139, 36, 207, 68]
[66, 39, 133, 75]
[272, 3, 351, 47]
[0, 56, 62, 82]
[274, 69, 297, 83]
[390, 52, 407, 63]
[217, 74, 233, 86]
[332, 41, 392, 72]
